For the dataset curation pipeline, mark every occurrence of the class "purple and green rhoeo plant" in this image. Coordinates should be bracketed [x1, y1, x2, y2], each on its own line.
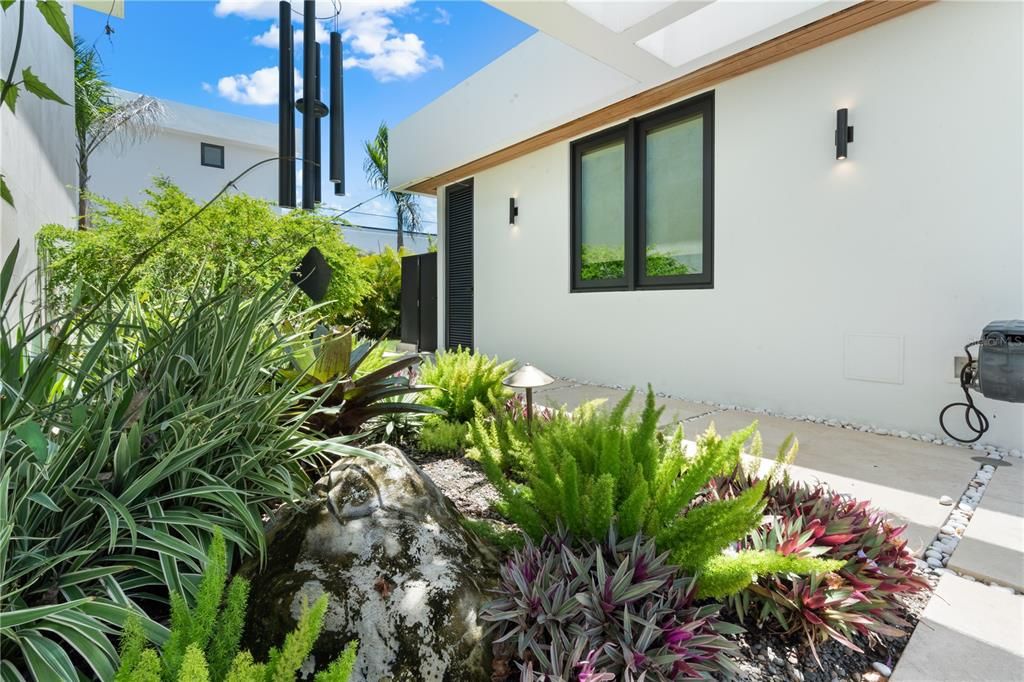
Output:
[714, 469, 930, 663]
[482, 526, 741, 681]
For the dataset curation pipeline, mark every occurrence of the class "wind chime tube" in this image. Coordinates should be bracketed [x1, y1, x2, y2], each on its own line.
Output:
[314, 41, 322, 205]
[329, 31, 345, 194]
[278, 1, 295, 208]
[301, 0, 316, 210]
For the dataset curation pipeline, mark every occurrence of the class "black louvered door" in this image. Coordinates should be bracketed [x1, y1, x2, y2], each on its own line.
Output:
[445, 179, 473, 350]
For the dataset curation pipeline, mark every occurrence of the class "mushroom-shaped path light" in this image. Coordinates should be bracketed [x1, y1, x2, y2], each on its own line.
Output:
[502, 363, 554, 431]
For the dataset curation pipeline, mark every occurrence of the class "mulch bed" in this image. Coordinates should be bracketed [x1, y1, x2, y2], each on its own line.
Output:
[403, 443, 931, 682]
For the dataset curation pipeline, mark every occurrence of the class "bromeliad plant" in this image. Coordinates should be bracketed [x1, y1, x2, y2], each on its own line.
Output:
[114, 529, 358, 682]
[483, 526, 740, 681]
[714, 470, 930, 660]
[281, 325, 438, 438]
[473, 387, 841, 598]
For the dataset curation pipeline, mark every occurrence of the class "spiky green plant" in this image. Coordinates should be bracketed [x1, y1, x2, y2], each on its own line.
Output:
[483, 525, 740, 681]
[417, 415, 470, 454]
[419, 347, 514, 423]
[714, 469, 930, 661]
[114, 529, 358, 682]
[473, 387, 841, 597]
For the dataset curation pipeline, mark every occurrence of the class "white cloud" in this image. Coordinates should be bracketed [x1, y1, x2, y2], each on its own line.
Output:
[201, 82, 214, 93]
[251, 20, 329, 48]
[433, 7, 450, 25]
[343, 32, 441, 82]
[218, 0, 440, 83]
[216, 66, 303, 105]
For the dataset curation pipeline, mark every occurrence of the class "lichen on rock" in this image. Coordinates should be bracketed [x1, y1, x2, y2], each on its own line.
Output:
[243, 444, 499, 681]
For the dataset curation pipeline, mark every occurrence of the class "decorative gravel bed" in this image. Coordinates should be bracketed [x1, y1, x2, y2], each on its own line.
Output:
[402, 442, 934, 682]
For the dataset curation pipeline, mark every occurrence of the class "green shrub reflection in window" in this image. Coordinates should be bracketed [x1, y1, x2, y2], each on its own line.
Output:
[580, 245, 689, 281]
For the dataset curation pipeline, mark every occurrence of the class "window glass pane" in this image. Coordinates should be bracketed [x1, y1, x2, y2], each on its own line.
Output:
[202, 144, 224, 167]
[580, 139, 625, 281]
[644, 114, 702, 276]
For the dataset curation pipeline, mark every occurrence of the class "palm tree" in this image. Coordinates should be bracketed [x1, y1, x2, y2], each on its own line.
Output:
[363, 122, 420, 250]
[74, 38, 164, 229]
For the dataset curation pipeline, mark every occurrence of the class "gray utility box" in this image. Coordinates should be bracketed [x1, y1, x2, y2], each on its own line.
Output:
[978, 320, 1024, 403]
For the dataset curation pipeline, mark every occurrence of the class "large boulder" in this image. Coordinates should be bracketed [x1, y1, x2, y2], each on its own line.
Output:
[243, 444, 499, 681]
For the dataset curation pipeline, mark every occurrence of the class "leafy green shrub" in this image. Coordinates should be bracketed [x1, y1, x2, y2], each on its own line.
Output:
[350, 247, 404, 339]
[472, 387, 841, 597]
[580, 244, 689, 280]
[37, 179, 368, 321]
[115, 529, 358, 682]
[483, 526, 740, 680]
[419, 348, 514, 423]
[417, 415, 470, 453]
[0, 244, 364, 681]
[714, 470, 930, 660]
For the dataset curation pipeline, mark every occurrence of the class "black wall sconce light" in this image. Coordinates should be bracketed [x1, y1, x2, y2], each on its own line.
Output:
[509, 197, 519, 225]
[835, 108, 854, 160]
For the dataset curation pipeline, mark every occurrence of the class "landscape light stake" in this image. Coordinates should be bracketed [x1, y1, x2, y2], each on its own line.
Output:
[502, 364, 554, 433]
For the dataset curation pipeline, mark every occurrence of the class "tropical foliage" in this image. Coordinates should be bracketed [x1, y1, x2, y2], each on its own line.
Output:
[74, 37, 164, 229]
[0, 244, 364, 681]
[351, 246, 405, 339]
[714, 469, 930, 660]
[483, 526, 740, 681]
[363, 122, 420, 250]
[36, 180, 368, 320]
[114, 529, 358, 682]
[472, 387, 842, 597]
[420, 348, 514, 424]
[281, 324, 438, 438]
[417, 415, 470, 454]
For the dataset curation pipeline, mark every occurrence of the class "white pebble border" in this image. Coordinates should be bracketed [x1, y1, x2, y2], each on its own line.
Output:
[554, 375, 1023, 596]
[553, 375, 1021, 460]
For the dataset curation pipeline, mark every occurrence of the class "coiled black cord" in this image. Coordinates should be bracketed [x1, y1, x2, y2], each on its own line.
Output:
[940, 341, 990, 443]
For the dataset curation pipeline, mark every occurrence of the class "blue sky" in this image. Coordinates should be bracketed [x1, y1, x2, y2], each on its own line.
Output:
[73, 1, 534, 234]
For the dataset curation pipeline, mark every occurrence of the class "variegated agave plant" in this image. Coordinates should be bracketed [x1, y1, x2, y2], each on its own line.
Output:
[482, 526, 740, 681]
[714, 468, 930, 663]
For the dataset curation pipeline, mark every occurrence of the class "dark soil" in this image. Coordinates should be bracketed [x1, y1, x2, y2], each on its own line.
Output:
[402, 444, 932, 682]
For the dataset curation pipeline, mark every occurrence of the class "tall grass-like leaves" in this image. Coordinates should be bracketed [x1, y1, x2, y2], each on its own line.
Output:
[0, 244, 360, 681]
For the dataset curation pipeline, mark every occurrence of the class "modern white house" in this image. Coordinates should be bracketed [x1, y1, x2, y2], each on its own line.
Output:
[391, 0, 1024, 449]
[89, 91, 281, 205]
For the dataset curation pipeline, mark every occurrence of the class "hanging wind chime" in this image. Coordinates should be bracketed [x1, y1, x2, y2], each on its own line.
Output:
[280, 0, 346, 301]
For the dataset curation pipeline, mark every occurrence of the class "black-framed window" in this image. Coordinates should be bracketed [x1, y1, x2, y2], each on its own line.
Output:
[571, 91, 713, 291]
[200, 142, 225, 169]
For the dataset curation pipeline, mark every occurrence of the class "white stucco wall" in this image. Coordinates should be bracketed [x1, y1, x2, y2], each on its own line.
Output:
[0, 2, 76, 292]
[436, 1, 1024, 449]
[89, 128, 278, 206]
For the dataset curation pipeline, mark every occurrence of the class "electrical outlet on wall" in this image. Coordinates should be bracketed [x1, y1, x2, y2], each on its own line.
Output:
[954, 355, 969, 379]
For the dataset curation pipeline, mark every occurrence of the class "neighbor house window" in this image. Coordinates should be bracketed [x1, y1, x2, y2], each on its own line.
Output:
[571, 92, 713, 291]
[200, 142, 225, 169]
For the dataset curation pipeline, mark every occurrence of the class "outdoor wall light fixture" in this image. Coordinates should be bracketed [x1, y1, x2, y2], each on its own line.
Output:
[509, 197, 519, 225]
[502, 363, 553, 431]
[835, 108, 854, 160]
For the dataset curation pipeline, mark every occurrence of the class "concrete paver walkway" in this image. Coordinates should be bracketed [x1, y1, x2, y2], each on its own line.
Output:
[518, 380, 1024, 681]
[949, 462, 1024, 592]
[892, 573, 1024, 682]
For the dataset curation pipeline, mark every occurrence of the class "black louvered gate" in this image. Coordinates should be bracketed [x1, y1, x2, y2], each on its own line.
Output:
[445, 179, 473, 350]
[399, 252, 437, 351]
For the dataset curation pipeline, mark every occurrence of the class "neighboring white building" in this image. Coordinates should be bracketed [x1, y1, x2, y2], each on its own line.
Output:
[90, 91, 280, 205]
[0, 1, 77, 291]
[391, 1, 1024, 449]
